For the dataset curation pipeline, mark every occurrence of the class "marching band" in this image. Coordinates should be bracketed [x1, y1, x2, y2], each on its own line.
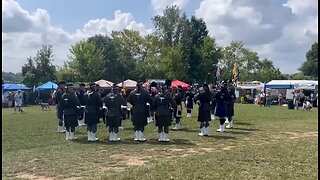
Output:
[55, 80, 237, 142]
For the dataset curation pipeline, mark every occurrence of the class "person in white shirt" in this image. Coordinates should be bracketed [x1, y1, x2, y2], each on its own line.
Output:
[293, 90, 300, 110]
[14, 90, 24, 113]
[302, 100, 312, 111]
[278, 93, 284, 107]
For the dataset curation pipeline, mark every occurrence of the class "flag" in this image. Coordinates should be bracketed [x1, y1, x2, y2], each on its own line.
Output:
[216, 66, 221, 80]
[233, 63, 239, 81]
[233, 63, 237, 79]
[121, 76, 126, 96]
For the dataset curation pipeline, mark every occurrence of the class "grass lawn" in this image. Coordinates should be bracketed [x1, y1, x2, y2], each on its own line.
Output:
[2, 104, 318, 180]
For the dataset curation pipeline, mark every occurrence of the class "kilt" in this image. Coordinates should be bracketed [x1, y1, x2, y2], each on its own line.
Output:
[85, 113, 100, 125]
[211, 101, 216, 114]
[186, 100, 193, 109]
[214, 102, 227, 118]
[78, 106, 85, 120]
[63, 114, 78, 127]
[174, 105, 182, 118]
[226, 103, 234, 117]
[197, 110, 211, 122]
[155, 115, 172, 127]
[106, 116, 121, 127]
[132, 113, 148, 127]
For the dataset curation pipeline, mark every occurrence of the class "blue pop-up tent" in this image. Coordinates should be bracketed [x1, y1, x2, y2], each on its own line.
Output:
[2, 79, 4, 94]
[3, 84, 31, 91]
[36, 81, 58, 91]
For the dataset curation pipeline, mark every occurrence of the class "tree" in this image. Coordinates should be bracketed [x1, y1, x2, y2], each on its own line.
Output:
[67, 40, 105, 82]
[111, 29, 146, 81]
[152, 5, 187, 47]
[197, 36, 222, 83]
[299, 42, 318, 79]
[34, 45, 56, 83]
[2, 71, 23, 83]
[88, 34, 122, 82]
[160, 45, 189, 80]
[56, 63, 78, 82]
[256, 59, 283, 82]
[188, 16, 211, 83]
[221, 41, 247, 80]
[135, 34, 166, 80]
[21, 45, 56, 86]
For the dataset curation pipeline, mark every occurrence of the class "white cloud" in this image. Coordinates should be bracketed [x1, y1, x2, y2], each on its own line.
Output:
[77, 10, 152, 37]
[151, 0, 189, 15]
[2, 0, 152, 73]
[2, 0, 318, 75]
[195, 0, 318, 74]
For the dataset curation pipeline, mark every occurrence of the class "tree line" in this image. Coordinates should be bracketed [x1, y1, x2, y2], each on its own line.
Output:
[18, 6, 318, 87]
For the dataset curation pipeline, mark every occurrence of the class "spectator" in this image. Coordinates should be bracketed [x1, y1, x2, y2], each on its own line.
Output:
[8, 92, 14, 108]
[310, 91, 317, 107]
[317, 93, 318, 107]
[14, 90, 24, 113]
[293, 90, 300, 110]
[266, 91, 271, 107]
[278, 93, 284, 107]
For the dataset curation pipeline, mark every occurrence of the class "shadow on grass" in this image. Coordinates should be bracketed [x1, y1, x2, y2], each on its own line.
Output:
[205, 135, 237, 140]
[73, 137, 196, 146]
[174, 128, 199, 133]
[235, 122, 254, 126]
[227, 131, 251, 135]
[232, 127, 259, 132]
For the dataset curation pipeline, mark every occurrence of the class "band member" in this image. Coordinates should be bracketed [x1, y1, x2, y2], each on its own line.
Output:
[214, 81, 228, 132]
[185, 88, 194, 118]
[105, 85, 126, 141]
[58, 84, 80, 140]
[154, 86, 176, 142]
[147, 86, 158, 123]
[55, 81, 66, 133]
[210, 85, 218, 120]
[194, 83, 212, 136]
[128, 82, 153, 141]
[77, 83, 86, 126]
[84, 83, 103, 142]
[226, 80, 236, 129]
[119, 88, 128, 129]
[172, 86, 183, 130]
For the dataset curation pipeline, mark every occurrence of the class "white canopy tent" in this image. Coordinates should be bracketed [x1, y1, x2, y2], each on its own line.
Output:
[117, 79, 137, 89]
[266, 80, 318, 90]
[95, 79, 114, 88]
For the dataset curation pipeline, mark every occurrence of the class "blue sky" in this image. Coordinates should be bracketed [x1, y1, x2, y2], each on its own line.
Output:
[15, 0, 200, 32]
[2, 0, 318, 74]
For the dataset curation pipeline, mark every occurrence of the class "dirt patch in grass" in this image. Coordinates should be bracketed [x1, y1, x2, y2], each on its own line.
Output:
[222, 145, 236, 151]
[284, 131, 318, 139]
[111, 154, 149, 166]
[16, 173, 55, 180]
[28, 158, 41, 163]
[289, 132, 318, 139]
[64, 178, 83, 180]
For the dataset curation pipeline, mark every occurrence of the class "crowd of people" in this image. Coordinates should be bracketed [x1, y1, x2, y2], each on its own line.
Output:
[254, 89, 318, 110]
[2, 90, 25, 113]
[53, 80, 236, 142]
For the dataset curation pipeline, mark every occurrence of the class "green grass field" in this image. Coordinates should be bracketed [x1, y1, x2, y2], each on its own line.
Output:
[2, 104, 318, 180]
